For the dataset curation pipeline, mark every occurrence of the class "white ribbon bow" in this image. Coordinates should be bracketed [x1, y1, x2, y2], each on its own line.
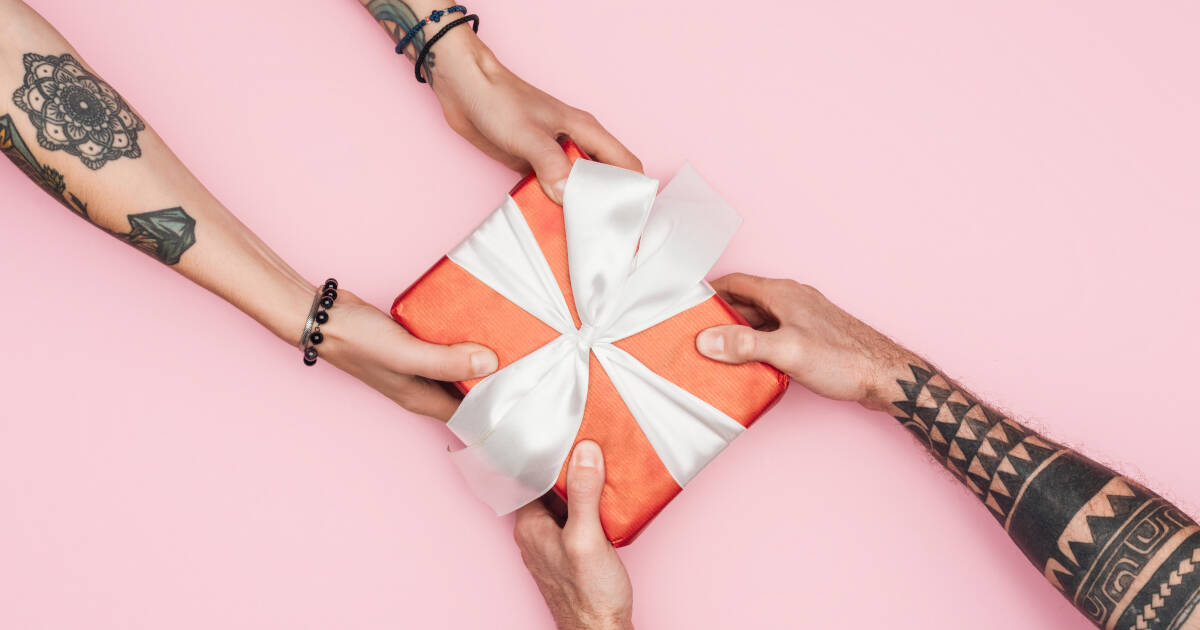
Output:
[446, 159, 746, 515]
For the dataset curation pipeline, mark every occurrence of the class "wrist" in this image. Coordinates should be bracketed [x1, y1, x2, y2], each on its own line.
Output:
[264, 276, 319, 348]
[426, 29, 500, 92]
[859, 350, 926, 413]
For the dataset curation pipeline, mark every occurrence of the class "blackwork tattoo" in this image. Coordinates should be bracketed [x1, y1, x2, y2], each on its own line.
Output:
[12, 53, 144, 170]
[361, 0, 437, 83]
[891, 364, 1200, 629]
[1, 114, 194, 265]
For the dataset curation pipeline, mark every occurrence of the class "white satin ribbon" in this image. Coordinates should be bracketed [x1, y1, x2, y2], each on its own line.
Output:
[446, 159, 746, 515]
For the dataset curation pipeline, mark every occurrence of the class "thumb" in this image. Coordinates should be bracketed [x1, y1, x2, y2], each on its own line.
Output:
[563, 440, 606, 542]
[400, 337, 499, 382]
[518, 132, 572, 204]
[696, 325, 795, 370]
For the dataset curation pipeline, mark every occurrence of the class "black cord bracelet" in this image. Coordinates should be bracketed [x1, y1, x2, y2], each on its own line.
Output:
[414, 14, 480, 84]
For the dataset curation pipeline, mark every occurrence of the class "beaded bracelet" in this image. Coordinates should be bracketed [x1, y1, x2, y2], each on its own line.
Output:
[414, 14, 480, 84]
[299, 278, 338, 366]
[395, 5, 468, 55]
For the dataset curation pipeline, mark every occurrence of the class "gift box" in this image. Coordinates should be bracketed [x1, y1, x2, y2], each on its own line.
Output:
[391, 142, 787, 545]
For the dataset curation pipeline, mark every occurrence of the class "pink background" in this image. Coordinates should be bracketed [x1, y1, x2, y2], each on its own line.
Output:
[2, 1, 1198, 628]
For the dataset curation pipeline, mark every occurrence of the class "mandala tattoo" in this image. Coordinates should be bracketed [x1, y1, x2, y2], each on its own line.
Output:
[891, 364, 1200, 629]
[361, 0, 437, 83]
[12, 53, 144, 170]
[1, 114, 194, 265]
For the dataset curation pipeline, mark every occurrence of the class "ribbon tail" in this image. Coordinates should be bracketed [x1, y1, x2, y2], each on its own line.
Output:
[592, 344, 745, 488]
[447, 336, 589, 515]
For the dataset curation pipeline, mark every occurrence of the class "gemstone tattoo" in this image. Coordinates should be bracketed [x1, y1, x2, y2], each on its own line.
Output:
[361, 0, 437, 83]
[891, 364, 1200, 630]
[1, 114, 194, 265]
[121, 207, 196, 265]
[1, 112, 72, 203]
[12, 53, 144, 170]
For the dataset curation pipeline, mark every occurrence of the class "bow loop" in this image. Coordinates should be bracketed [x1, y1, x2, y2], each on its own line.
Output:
[561, 160, 659, 332]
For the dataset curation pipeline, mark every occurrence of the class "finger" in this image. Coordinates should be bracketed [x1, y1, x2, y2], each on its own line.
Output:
[396, 336, 499, 382]
[710, 273, 780, 314]
[724, 300, 770, 328]
[515, 129, 573, 204]
[695, 325, 797, 370]
[514, 500, 560, 551]
[563, 112, 643, 173]
[562, 440, 606, 545]
[390, 377, 461, 422]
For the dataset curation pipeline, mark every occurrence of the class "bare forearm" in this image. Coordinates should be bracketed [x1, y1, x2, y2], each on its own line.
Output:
[880, 362, 1200, 630]
[0, 0, 312, 344]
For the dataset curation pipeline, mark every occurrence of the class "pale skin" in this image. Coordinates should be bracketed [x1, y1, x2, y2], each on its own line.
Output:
[356, 0, 643, 203]
[2, 0, 641, 420]
[516, 273, 1200, 630]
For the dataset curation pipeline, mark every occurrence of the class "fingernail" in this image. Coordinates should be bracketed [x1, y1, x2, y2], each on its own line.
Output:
[696, 330, 725, 357]
[470, 351, 498, 377]
[572, 441, 598, 468]
[552, 179, 566, 203]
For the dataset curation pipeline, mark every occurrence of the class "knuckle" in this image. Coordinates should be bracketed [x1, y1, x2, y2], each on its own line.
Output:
[562, 533, 600, 559]
[797, 283, 823, 298]
[769, 279, 823, 312]
[572, 109, 599, 125]
[732, 328, 757, 357]
[777, 278, 804, 292]
[513, 519, 541, 549]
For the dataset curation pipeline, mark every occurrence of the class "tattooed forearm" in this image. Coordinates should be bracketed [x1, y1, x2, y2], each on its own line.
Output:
[891, 364, 1200, 630]
[12, 53, 143, 170]
[1, 113, 194, 265]
[359, 0, 437, 83]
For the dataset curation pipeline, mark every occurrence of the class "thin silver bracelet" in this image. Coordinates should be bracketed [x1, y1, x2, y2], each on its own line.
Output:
[299, 279, 338, 366]
[298, 292, 322, 351]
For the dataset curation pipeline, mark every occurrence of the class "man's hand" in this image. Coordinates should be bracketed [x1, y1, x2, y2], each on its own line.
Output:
[357, 2, 642, 203]
[429, 36, 642, 203]
[696, 273, 917, 411]
[697, 274, 1200, 630]
[318, 290, 497, 421]
[513, 441, 634, 630]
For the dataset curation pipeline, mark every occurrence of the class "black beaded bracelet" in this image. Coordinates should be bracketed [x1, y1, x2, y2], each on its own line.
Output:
[414, 14, 480, 84]
[299, 278, 338, 366]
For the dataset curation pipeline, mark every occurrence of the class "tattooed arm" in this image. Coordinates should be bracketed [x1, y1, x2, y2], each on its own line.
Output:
[355, 0, 641, 204]
[696, 274, 1200, 630]
[0, 0, 496, 419]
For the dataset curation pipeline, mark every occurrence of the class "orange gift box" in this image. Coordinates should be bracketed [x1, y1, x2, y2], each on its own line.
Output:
[391, 142, 788, 545]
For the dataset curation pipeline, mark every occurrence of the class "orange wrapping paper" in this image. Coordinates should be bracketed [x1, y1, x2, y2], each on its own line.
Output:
[391, 142, 788, 545]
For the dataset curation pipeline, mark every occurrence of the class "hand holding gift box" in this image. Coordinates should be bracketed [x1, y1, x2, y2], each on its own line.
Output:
[393, 142, 787, 545]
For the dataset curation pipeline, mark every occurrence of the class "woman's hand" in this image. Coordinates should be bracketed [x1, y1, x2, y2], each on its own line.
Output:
[355, 2, 641, 202]
[428, 33, 642, 203]
[318, 290, 497, 421]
